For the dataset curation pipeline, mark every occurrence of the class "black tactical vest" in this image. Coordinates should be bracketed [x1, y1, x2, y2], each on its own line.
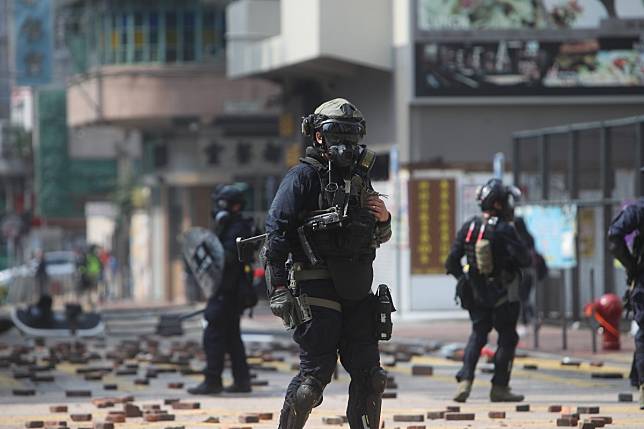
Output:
[300, 155, 377, 300]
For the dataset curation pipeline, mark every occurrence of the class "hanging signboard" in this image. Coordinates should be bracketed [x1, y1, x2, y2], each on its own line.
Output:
[14, 0, 53, 86]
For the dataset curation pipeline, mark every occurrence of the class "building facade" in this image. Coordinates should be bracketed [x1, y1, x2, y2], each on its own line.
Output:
[226, 0, 644, 317]
[61, 0, 284, 303]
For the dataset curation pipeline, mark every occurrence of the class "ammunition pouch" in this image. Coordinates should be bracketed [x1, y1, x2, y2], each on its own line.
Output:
[374, 284, 396, 341]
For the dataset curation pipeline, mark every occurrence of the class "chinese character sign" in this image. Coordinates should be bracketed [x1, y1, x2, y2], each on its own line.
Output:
[408, 178, 455, 274]
[14, 0, 53, 86]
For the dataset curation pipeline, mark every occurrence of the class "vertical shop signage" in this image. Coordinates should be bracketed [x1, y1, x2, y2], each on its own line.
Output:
[408, 178, 455, 274]
[14, 0, 53, 86]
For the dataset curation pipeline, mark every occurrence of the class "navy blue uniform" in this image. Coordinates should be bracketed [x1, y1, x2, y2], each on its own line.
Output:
[608, 199, 644, 386]
[445, 217, 531, 386]
[265, 157, 391, 428]
[203, 215, 252, 387]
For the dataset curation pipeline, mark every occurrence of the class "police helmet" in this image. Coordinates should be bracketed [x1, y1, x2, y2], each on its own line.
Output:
[476, 178, 507, 212]
[212, 185, 245, 211]
[301, 98, 366, 144]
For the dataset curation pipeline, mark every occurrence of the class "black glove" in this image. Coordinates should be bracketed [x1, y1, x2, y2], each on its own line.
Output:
[269, 287, 294, 323]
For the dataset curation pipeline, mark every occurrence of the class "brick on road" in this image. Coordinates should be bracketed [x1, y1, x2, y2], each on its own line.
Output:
[577, 406, 600, 414]
[167, 382, 183, 389]
[103, 384, 117, 390]
[258, 413, 273, 420]
[406, 426, 425, 429]
[239, 414, 260, 423]
[426, 411, 445, 420]
[66, 390, 92, 397]
[203, 417, 220, 424]
[70, 415, 92, 422]
[124, 404, 143, 418]
[556, 417, 578, 426]
[593, 416, 613, 424]
[548, 405, 563, 412]
[444, 413, 474, 421]
[172, 402, 200, 410]
[523, 364, 538, 370]
[618, 392, 633, 402]
[516, 404, 530, 412]
[105, 415, 125, 424]
[25, 422, 44, 428]
[93, 424, 114, 429]
[322, 417, 343, 425]
[382, 392, 397, 399]
[411, 365, 433, 376]
[446, 406, 460, 412]
[13, 389, 36, 396]
[591, 372, 623, 379]
[393, 415, 424, 422]
[49, 406, 68, 413]
[578, 422, 595, 429]
[587, 417, 605, 427]
[488, 411, 505, 419]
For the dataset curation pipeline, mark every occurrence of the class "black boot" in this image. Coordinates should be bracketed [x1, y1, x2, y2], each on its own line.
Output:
[187, 379, 223, 395]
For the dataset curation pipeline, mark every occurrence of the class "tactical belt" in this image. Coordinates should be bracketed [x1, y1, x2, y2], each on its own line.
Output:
[304, 296, 342, 313]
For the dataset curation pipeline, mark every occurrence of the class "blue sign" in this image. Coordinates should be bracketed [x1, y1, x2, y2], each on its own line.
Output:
[13, 0, 53, 86]
[516, 205, 577, 269]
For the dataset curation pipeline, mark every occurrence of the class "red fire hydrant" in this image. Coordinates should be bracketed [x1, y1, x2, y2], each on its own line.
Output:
[584, 293, 622, 351]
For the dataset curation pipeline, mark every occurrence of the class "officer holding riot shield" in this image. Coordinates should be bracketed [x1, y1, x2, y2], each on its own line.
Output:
[445, 179, 531, 403]
[264, 99, 394, 429]
[608, 167, 644, 409]
[188, 185, 253, 395]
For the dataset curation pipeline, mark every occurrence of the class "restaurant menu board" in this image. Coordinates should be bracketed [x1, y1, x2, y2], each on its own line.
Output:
[408, 178, 456, 274]
[414, 0, 644, 96]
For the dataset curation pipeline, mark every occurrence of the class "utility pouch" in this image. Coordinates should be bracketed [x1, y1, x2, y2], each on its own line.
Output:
[282, 263, 313, 329]
[374, 284, 396, 341]
[475, 238, 494, 275]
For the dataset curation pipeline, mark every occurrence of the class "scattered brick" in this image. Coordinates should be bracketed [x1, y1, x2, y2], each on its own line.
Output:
[393, 415, 424, 422]
[516, 404, 530, 412]
[123, 404, 142, 418]
[70, 415, 92, 422]
[43, 421, 66, 428]
[25, 422, 44, 428]
[561, 414, 579, 420]
[588, 417, 605, 427]
[618, 392, 633, 402]
[31, 374, 55, 382]
[118, 395, 134, 403]
[93, 423, 114, 429]
[167, 382, 183, 389]
[589, 361, 604, 367]
[444, 413, 475, 421]
[258, 413, 273, 420]
[578, 422, 595, 429]
[555, 417, 578, 427]
[172, 402, 200, 410]
[13, 389, 36, 396]
[411, 365, 433, 376]
[251, 379, 269, 386]
[144, 415, 161, 422]
[488, 411, 505, 419]
[91, 399, 115, 408]
[227, 427, 251, 429]
[158, 414, 175, 422]
[591, 373, 623, 379]
[382, 392, 397, 399]
[523, 364, 538, 370]
[134, 378, 149, 385]
[164, 398, 180, 405]
[446, 406, 460, 412]
[407, 426, 425, 429]
[426, 411, 445, 420]
[105, 415, 125, 424]
[85, 374, 103, 381]
[143, 405, 161, 411]
[66, 390, 92, 397]
[203, 417, 220, 424]
[103, 384, 117, 390]
[548, 405, 563, 413]
[594, 416, 612, 424]
[577, 406, 600, 414]
[115, 369, 137, 376]
[239, 415, 260, 423]
[49, 406, 68, 413]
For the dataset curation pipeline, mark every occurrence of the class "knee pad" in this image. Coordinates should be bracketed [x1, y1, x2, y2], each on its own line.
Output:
[369, 366, 387, 395]
[293, 376, 324, 414]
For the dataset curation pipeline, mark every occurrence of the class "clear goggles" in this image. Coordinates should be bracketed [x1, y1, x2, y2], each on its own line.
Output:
[319, 120, 365, 145]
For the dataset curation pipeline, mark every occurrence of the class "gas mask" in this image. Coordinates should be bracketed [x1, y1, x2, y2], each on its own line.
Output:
[317, 120, 364, 168]
[211, 199, 231, 235]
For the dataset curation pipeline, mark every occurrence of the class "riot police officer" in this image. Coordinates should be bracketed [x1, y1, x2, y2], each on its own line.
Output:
[188, 185, 253, 395]
[265, 98, 393, 429]
[608, 169, 644, 409]
[445, 179, 531, 403]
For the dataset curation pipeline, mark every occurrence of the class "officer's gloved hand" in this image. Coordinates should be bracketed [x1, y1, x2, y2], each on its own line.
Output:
[269, 287, 294, 322]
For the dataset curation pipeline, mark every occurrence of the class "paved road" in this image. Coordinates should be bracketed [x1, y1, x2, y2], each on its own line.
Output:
[0, 306, 642, 429]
